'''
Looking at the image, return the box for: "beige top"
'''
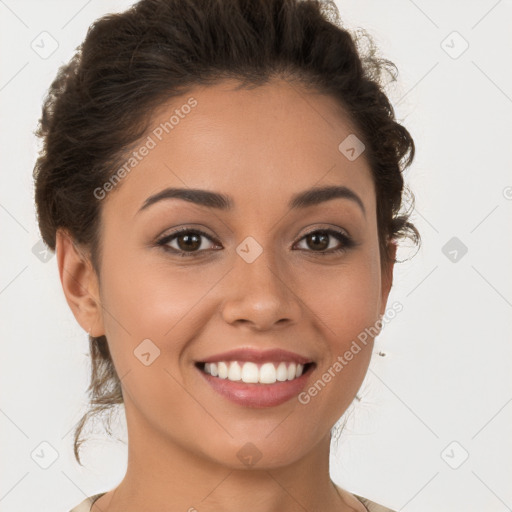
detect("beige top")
[69,488,396,512]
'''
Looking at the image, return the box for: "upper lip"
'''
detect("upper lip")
[198,348,313,365]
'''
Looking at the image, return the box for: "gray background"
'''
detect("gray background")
[1,1,511,511]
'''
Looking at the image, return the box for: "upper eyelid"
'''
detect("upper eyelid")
[300,225,350,238]
[157,226,351,249]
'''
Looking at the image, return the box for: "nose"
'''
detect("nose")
[220,244,302,331]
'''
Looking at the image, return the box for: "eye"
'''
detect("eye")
[156,227,355,258]
[156,228,221,257]
[294,228,354,255]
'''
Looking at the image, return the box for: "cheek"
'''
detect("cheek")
[301,256,382,345]
[292,259,381,424]
[96,258,209,413]
[98,254,221,363]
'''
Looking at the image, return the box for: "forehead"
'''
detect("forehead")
[102,78,376,218]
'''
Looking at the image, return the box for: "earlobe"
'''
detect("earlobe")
[55,228,104,337]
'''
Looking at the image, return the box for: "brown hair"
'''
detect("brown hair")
[33,0,420,465]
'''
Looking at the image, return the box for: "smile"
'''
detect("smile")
[195,359,316,408]
[200,360,311,384]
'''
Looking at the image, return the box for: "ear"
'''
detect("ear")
[55,228,105,337]
[379,239,397,317]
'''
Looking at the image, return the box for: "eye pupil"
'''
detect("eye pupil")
[178,233,201,251]
[307,232,329,251]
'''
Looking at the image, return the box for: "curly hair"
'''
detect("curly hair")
[32,0,420,465]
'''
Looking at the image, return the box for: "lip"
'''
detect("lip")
[197,362,315,408]
[197,348,313,365]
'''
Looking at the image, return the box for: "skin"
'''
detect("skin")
[57,78,396,512]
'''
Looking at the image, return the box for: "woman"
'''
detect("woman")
[33,0,419,510]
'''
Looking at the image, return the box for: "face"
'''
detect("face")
[60,78,394,469]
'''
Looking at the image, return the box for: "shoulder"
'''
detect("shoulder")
[69,489,397,512]
[352,493,397,512]
[335,484,397,512]
[68,493,106,512]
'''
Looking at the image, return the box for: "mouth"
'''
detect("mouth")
[194,349,316,408]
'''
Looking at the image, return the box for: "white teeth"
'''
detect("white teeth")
[218,362,228,379]
[228,361,242,381]
[260,363,276,384]
[241,362,259,383]
[201,360,308,384]
[276,362,288,382]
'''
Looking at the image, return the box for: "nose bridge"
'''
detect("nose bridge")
[235,234,288,296]
[221,234,299,327]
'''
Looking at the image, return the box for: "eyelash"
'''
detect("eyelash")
[155,227,355,258]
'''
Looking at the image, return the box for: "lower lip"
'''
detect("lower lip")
[197,365,313,408]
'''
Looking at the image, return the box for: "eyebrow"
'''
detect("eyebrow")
[137,185,366,217]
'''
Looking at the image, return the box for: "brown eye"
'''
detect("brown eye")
[305,231,330,251]
[157,228,221,257]
[175,232,202,251]
[295,229,354,255]
[157,227,355,258]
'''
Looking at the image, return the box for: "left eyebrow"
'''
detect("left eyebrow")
[136,185,366,217]
[289,185,366,217]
